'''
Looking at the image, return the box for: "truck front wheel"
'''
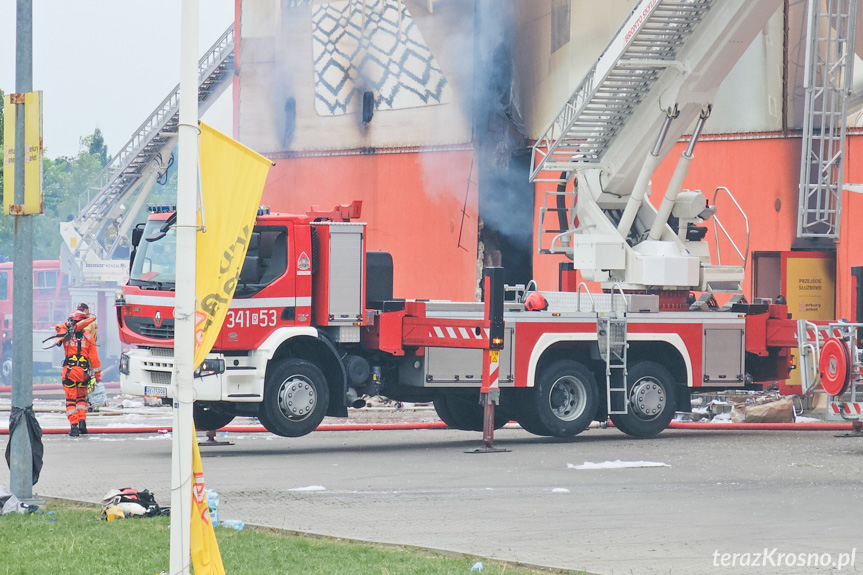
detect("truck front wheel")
[259,358,329,437]
[516,359,599,437]
[609,360,677,438]
[193,403,235,431]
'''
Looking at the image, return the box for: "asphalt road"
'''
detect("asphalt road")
[4,420,863,575]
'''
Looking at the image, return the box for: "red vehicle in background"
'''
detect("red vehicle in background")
[0,259,71,384]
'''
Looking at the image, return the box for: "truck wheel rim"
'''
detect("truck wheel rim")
[277,375,316,420]
[1,358,10,379]
[629,377,665,420]
[548,375,587,422]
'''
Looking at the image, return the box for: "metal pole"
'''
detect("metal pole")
[10,0,35,503]
[169,0,199,573]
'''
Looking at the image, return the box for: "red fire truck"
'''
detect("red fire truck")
[118,0,801,438]
[0,259,71,384]
[117,201,798,439]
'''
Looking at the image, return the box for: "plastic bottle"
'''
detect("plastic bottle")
[221,519,244,530]
[206,490,219,527]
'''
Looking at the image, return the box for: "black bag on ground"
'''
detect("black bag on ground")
[101,488,170,517]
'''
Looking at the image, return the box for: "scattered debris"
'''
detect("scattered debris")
[0,485,38,515]
[683,390,814,423]
[731,396,795,423]
[568,461,670,470]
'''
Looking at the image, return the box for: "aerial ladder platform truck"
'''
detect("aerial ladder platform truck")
[118,0,802,439]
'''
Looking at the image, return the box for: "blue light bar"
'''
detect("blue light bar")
[257,206,271,216]
[147,204,177,213]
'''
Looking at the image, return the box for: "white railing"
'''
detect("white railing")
[711,186,749,269]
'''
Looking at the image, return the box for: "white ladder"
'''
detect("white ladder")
[797,0,857,239]
[598,284,628,415]
[529,0,715,183]
[66,24,235,279]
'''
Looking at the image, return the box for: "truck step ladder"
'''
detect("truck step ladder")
[797,0,857,239]
[63,24,235,282]
[530,0,714,183]
[598,284,628,415]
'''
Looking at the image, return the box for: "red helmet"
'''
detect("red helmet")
[524,292,548,311]
[70,310,88,322]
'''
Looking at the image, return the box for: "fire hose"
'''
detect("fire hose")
[2,420,859,436]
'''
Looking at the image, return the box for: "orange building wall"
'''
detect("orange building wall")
[837,135,863,321]
[261,150,479,302]
[532,134,863,321]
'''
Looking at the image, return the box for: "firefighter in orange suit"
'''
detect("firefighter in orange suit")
[56,308,101,437]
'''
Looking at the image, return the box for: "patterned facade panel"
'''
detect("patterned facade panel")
[311,0,452,116]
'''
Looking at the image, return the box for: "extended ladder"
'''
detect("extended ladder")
[529,0,714,183]
[797,0,857,239]
[64,24,235,282]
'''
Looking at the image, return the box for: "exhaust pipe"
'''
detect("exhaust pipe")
[346,387,366,409]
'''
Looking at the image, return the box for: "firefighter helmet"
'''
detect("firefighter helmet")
[66,309,94,334]
[70,310,88,323]
[524,292,548,311]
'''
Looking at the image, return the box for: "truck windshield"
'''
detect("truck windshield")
[128,221,288,292]
[129,219,177,287]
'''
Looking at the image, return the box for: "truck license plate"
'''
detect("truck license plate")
[144,386,168,398]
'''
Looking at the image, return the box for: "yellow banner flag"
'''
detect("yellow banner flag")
[3,91,43,215]
[194,122,271,368]
[190,426,225,575]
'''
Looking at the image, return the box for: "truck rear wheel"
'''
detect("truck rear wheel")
[433,392,509,431]
[259,358,329,437]
[609,360,677,438]
[193,403,235,431]
[516,359,598,437]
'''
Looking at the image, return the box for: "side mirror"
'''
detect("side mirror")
[131,225,144,248]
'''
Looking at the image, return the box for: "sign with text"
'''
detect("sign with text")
[3,91,43,215]
[783,252,836,387]
[785,254,835,321]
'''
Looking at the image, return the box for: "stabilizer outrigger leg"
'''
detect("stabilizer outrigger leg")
[835,419,863,438]
[467,267,510,454]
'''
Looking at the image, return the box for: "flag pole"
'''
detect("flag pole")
[170,0,199,573]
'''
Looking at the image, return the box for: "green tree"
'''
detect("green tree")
[82,127,109,167]
[36,148,105,260]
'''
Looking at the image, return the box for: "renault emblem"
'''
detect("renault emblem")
[154,310,162,328]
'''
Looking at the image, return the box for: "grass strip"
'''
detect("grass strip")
[0,500,582,575]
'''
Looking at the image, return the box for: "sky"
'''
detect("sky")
[0,0,234,159]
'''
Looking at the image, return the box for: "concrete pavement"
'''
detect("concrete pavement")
[3,418,862,575]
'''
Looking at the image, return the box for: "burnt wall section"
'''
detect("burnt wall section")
[474,0,532,291]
